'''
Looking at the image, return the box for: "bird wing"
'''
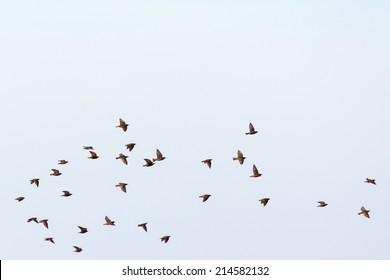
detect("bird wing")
[253,164,259,175]
[249,122,255,132]
[156,149,163,158]
[237,150,243,157]
[105,216,112,223]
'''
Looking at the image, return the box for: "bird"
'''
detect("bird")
[138,223,148,232]
[27,217,38,223]
[115,182,127,193]
[39,219,49,229]
[88,151,99,159]
[245,122,258,135]
[58,160,68,165]
[160,236,170,243]
[104,216,115,226]
[78,226,88,234]
[30,178,40,187]
[116,153,128,165]
[50,169,62,176]
[153,149,166,162]
[259,198,270,207]
[233,150,246,165]
[125,143,136,152]
[317,201,328,207]
[250,164,262,178]
[143,159,154,167]
[61,190,72,197]
[365,178,376,185]
[15,196,25,202]
[44,237,55,244]
[358,207,370,218]
[199,194,211,202]
[201,159,212,169]
[116,118,128,132]
[73,246,82,253]
[83,146,94,150]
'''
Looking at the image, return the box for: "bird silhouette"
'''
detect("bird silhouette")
[104,216,115,226]
[160,236,170,243]
[358,207,370,218]
[233,150,246,165]
[39,219,49,229]
[83,146,94,150]
[58,160,68,165]
[73,246,82,253]
[259,198,270,207]
[78,226,88,234]
[201,159,212,169]
[138,223,148,232]
[153,149,166,162]
[115,182,127,193]
[143,159,154,167]
[30,178,40,187]
[15,196,25,202]
[125,143,136,152]
[199,194,211,202]
[50,169,62,176]
[44,237,55,244]
[317,201,328,207]
[61,191,72,197]
[27,217,38,223]
[88,151,99,159]
[116,153,128,165]
[116,118,129,132]
[365,178,376,185]
[250,164,262,178]
[245,122,258,135]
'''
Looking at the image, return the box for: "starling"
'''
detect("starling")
[317,201,328,207]
[44,237,55,244]
[62,190,72,197]
[39,219,49,229]
[116,118,128,132]
[259,198,270,207]
[365,178,376,185]
[245,122,258,135]
[104,216,115,226]
[15,196,25,202]
[199,194,211,202]
[153,149,166,162]
[358,207,370,218]
[201,159,212,169]
[233,150,246,165]
[115,182,127,193]
[27,217,38,223]
[88,151,99,159]
[58,160,68,165]
[250,164,262,178]
[160,235,170,243]
[83,146,94,150]
[143,158,154,167]
[50,169,62,176]
[30,178,40,187]
[138,223,148,232]
[78,226,88,234]
[116,153,128,165]
[73,246,82,253]
[125,143,136,152]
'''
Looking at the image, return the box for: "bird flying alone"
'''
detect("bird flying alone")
[58,160,68,165]
[245,122,258,135]
[83,146,94,150]
[78,226,88,234]
[233,150,246,165]
[365,178,376,185]
[138,223,148,232]
[116,153,128,165]
[199,194,211,202]
[88,151,99,159]
[317,201,328,207]
[116,118,129,132]
[27,217,38,223]
[50,169,62,176]
[30,178,40,187]
[15,196,25,202]
[44,237,55,244]
[259,198,270,207]
[125,143,136,152]
[115,182,127,193]
[39,219,49,229]
[73,246,82,253]
[153,149,166,162]
[201,159,212,169]
[160,236,170,243]
[250,164,262,178]
[143,158,154,167]
[62,190,72,197]
[104,216,115,226]
[358,207,370,218]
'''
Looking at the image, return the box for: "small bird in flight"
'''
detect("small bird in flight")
[201,159,212,169]
[125,143,136,152]
[116,153,128,165]
[73,246,82,253]
[153,149,166,162]
[104,216,115,226]
[245,122,258,135]
[30,178,40,187]
[62,191,72,197]
[143,159,154,167]
[88,151,99,159]
[116,118,129,132]
[317,201,328,207]
[78,226,88,234]
[138,223,148,232]
[39,219,49,229]
[250,164,262,178]
[44,237,55,244]
[233,150,246,165]
[50,169,62,176]
[199,194,211,202]
[259,198,270,207]
[58,160,68,165]
[358,206,370,218]
[15,196,25,202]
[365,178,376,185]
[115,182,127,193]
[83,146,94,150]
[27,217,38,223]
[160,236,171,243]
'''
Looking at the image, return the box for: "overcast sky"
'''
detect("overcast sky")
[1,0,389,260]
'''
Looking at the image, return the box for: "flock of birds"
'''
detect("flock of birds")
[14,118,377,253]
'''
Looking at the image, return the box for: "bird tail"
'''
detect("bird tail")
[245,132,249,135]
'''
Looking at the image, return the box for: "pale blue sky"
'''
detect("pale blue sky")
[1,0,390,259]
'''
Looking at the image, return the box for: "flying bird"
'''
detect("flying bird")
[44,237,55,244]
[259,198,270,207]
[201,159,212,169]
[83,146,94,150]
[250,164,262,178]
[30,178,40,187]
[365,178,376,185]
[233,150,246,165]
[58,160,68,165]
[27,217,38,223]
[116,118,129,132]
[143,159,154,167]
[50,169,62,176]
[153,149,166,162]
[88,151,99,159]
[358,207,370,218]
[39,219,49,229]
[62,191,72,197]
[116,153,128,165]
[317,201,328,207]
[15,196,25,202]
[115,182,128,193]
[78,226,88,234]
[104,216,115,226]
[138,223,148,232]
[199,194,211,202]
[125,143,136,152]
[73,246,82,253]
[245,122,258,135]
[160,236,170,243]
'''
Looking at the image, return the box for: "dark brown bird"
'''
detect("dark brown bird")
[104,216,115,226]
[259,198,270,207]
[201,159,212,169]
[27,217,38,223]
[199,194,211,202]
[250,164,262,178]
[160,235,170,243]
[116,118,129,132]
[83,146,94,150]
[44,237,55,244]
[138,223,148,232]
[39,219,49,229]
[153,149,166,162]
[317,201,328,207]
[115,182,127,193]
[50,169,62,176]
[62,190,72,197]
[78,226,88,234]
[365,178,376,185]
[358,206,370,218]
[88,151,99,159]
[30,178,40,187]
[73,246,82,253]
[143,158,154,167]
[233,150,246,165]
[15,196,25,202]
[245,122,258,135]
[116,153,128,165]
[125,143,136,152]
[58,160,68,165]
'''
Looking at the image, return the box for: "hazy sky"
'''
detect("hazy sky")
[1,0,390,259]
